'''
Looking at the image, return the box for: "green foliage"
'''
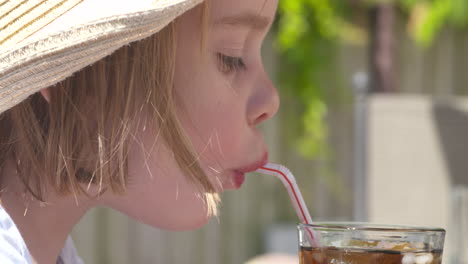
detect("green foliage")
[409,0,453,46]
[402,0,468,46]
[275,0,468,160]
[276,0,345,159]
[452,0,468,27]
[296,98,328,158]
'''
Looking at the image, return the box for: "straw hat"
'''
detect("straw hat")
[0,0,203,115]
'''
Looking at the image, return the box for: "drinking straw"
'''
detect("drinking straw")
[256,163,320,247]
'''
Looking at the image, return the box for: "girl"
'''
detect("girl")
[0,0,279,263]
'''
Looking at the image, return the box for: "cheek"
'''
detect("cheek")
[175,80,248,164]
[108,123,212,231]
[173,39,250,169]
[192,108,247,168]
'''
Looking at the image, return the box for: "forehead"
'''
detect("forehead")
[210,0,278,22]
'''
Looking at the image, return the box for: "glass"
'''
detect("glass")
[298,222,445,264]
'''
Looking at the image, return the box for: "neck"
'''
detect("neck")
[0,159,95,264]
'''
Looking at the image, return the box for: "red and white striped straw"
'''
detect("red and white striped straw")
[256,163,320,247]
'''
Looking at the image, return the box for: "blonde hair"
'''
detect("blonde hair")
[0,3,219,216]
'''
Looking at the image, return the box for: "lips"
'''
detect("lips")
[232,171,245,189]
[222,152,269,190]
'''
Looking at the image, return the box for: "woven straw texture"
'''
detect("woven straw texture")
[0,0,202,114]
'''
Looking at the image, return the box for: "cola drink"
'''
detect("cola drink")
[300,245,442,264]
[298,223,445,264]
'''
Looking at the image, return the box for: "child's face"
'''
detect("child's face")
[105,0,279,230]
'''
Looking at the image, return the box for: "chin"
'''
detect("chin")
[144,214,212,231]
[163,214,212,231]
[132,204,213,231]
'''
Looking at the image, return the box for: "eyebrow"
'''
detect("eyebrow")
[214,13,271,31]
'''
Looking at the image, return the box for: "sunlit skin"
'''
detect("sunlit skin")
[0,0,279,263]
[104,0,279,231]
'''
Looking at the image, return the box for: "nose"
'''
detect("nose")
[247,71,280,126]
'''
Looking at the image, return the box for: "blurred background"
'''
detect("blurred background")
[72,0,468,263]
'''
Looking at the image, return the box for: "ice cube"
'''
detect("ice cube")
[375,241,414,251]
[391,242,412,251]
[415,253,433,264]
[348,239,377,248]
[330,259,350,264]
[402,253,416,264]
[410,241,425,250]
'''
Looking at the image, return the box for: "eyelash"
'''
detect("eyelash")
[217,53,246,73]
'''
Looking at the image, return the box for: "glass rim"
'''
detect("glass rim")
[298,222,446,233]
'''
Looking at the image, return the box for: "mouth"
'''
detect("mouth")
[231,171,246,189]
[226,152,269,189]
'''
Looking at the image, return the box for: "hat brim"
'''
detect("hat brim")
[0,0,203,114]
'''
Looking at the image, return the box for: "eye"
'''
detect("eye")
[216,53,246,74]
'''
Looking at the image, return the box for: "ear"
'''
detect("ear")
[39,88,51,103]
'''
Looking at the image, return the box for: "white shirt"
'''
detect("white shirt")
[0,206,84,264]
